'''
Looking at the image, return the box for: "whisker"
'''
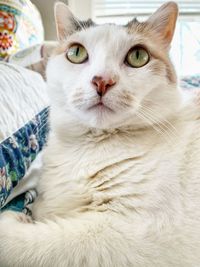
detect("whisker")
[136,110,175,146]
[137,102,177,145]
[137,110,166,136]
[140,104,178,140]
[135,111,167,140]
[142,99,178,133]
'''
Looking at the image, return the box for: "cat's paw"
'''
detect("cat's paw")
[0,210,33,224]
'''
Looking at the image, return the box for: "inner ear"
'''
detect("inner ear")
[147,2,178,47]
[54,2,78,41]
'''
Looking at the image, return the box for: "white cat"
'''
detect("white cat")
[1,2,200,266]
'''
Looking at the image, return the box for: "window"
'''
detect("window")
[92,0,200,23]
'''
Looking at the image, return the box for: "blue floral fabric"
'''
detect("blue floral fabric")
[0,107,49,209]
[1,189,37,214]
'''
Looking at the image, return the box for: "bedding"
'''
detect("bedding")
[0,107,49,208]
[0,62,49,210]
[7,41,57,79]
[0,62,48,140]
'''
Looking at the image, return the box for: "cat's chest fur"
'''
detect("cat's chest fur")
[33,114,200,225]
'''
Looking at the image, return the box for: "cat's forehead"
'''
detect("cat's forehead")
[68,23,148,47]
[54,21,160,58]
[78,24,130,42]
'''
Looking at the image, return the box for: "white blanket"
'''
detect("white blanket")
[0,62,49,142]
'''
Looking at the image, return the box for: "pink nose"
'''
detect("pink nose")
[91,76,116,97]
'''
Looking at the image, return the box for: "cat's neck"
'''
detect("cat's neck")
[41,114,183,222]
[45,122,164,174]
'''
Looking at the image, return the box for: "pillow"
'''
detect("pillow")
[0,62,49,209]
[0,0,44,60]
[7,41,57,80]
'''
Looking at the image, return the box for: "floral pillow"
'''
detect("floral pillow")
[0,0,44,60]
[8,41,57,80]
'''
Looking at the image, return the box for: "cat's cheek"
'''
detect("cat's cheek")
[47,55,71,84]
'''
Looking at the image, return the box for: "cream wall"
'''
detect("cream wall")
[68,0,92,20]
[31,0,92,40]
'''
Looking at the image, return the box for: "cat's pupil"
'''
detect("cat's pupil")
[76,47,80,56]
[136,50,140,59]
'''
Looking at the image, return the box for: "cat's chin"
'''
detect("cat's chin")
[87,102,115,114]
[85,110,131,130]
[79,110,136,130]
[83,117,144,131]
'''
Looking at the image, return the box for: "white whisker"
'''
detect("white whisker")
[136,109,175,146]
[142,99,178,133]
[140,105,178,138]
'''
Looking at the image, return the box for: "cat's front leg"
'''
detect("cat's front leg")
[0,211,34,266]
[0,210,137,267]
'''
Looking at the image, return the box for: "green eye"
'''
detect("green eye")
[126,46,149,68]
[66,44,88,64]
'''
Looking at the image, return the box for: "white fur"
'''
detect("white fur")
[47,24,179,131]
[1,3,200,267]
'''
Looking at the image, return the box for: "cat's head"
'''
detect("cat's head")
[47,1,180,133]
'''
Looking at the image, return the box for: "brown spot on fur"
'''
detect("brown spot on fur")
[73,19,96,31]
[126,18,139,27]
[53,19,95,56]
[119,91,135,108]
[97,182,128,193]
[149,60,164,75]
[126,20,149,36]
[88,156,142,194]
[125,20,177,84]
[96,197,113,205]
[165,63,177,84]
[88,157,138,181]
[148,59,176,84]
[152,54,177,84]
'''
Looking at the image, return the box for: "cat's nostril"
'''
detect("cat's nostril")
[91,76,116,97]
[92,76,99,88]
[97,90,103,97]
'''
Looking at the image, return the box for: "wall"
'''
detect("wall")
[31,0,67,40]
[31,0,92,40]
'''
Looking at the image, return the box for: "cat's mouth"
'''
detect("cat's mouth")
[88,101,114,113]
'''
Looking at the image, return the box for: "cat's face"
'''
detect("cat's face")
[47,2,180,131]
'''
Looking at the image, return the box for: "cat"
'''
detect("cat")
[1,1,200,266]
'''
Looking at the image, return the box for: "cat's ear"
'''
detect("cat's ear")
[147,2,178,46]
[54,2,77,41]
